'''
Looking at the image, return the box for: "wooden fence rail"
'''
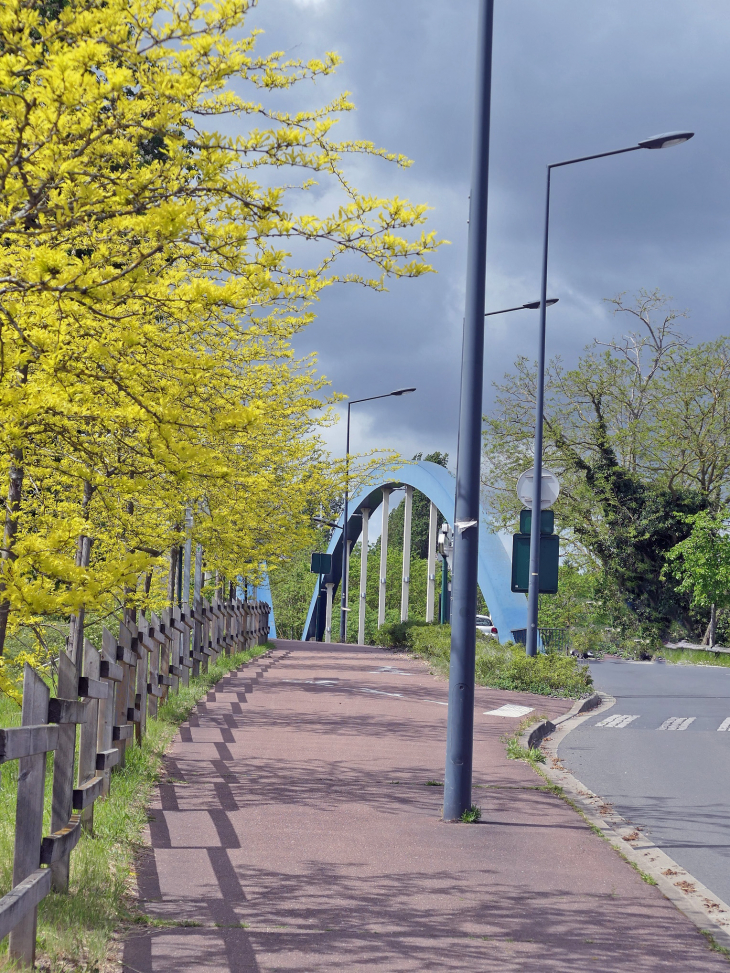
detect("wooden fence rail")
[0,595,270,968]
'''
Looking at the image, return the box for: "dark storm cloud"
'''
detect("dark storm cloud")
[246,0,730,466]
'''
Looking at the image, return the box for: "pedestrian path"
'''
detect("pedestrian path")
[123,641,727,972]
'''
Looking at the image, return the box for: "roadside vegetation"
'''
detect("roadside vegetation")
[377,621,593,698]
[0,646,268,971]
[484,290,730,654]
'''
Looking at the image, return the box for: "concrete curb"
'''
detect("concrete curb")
[520,693,730,952]
[526,692,601,749]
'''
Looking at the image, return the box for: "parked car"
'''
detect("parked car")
[476,614,498,638]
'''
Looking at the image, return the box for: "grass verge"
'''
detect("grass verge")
[377,621,592,698]
[661,647,730,668]
[0,643,270,972]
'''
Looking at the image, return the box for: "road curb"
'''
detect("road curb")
[526,692,602,748]
[520,693,730,952]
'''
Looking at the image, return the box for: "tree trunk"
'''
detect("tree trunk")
[0,447,24,656]
[68,480,94,673]
[167,544,178,608]
[701,604,718,648]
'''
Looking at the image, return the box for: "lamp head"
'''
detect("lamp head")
[522,298,559,310]
[390,387,417,396]
[638,131,694,150]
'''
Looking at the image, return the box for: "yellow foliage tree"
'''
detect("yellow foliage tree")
[0,0,440,696]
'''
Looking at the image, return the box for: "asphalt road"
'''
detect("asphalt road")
[559,657,730,906]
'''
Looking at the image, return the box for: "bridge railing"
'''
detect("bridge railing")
[0,595,270,968]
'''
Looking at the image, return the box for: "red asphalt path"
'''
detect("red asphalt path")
[123,640,727,972]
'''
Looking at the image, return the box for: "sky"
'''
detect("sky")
[243,0,730,473]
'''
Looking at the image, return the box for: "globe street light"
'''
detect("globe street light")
[339,388,416,643]
[525,131,694,658]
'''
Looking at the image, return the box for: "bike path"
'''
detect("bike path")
[123,642,727,972]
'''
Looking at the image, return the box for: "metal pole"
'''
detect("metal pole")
[401,486,413,622]
[440,555,448,625]
[426,501,438,623]
[340,403,351,643]
[525,167,552,657]
[325,583,334,643]
[358,508,370,644]
[378,488,391,627]
[443,0,494,822]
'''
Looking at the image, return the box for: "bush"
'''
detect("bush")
[382,622,593,698]
[376,618,433,649]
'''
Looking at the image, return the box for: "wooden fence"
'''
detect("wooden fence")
[0,595,270,968]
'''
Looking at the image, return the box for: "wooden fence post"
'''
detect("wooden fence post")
[49,650,80,893]
[112,623,137,767]
[78,640,103,833]
[99,638,121,796]
[8,666,50,967]
[180,603,193,686]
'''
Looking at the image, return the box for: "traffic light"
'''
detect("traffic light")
[511,510,559,594]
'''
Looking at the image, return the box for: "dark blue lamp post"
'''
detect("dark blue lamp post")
[524,131,694,658]
[339,388,416,643]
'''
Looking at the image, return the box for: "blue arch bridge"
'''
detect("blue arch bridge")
[300,460,527,644]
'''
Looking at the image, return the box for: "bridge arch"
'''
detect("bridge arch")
[302,460,526,643]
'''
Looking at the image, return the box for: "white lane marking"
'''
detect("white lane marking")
[484,704,534,718]
[359,688,403,698]
[596,714,640,728]
[718,718,730,732]
[421,699,448,706]
[370,666,412,675]
[659,717,696,731]
[282,679,339,686]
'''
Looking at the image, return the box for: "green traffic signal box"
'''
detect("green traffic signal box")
[511,508,559,593]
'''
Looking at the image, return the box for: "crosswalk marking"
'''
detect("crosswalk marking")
[596,714,640,728]
[718,718,730,732]
[659,717,696,731]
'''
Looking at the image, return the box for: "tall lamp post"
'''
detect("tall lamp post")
[339,387,416,643]
[525,130,694,657]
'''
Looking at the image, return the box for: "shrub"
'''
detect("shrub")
[387,623,593,698]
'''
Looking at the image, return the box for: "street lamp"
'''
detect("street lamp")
[339,387,416,643]
[485,298,558,316]
[525,131,694,658]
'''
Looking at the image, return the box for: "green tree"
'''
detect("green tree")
[483,291,730,636]
[663,510,730,647]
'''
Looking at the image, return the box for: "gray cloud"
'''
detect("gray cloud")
[246,0,730,466]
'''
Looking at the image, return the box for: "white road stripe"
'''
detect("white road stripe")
[359,688,403,698]
[659,717,696,731]
[484,704,534,718]
[595,714,640,728]
[718,718,730,732]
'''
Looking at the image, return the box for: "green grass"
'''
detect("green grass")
[505,738,546,765]
[378,621,593,698]
[460,804,481,824]
[661,648,730,668]
[0,644,270,972]
[700,929,730,959]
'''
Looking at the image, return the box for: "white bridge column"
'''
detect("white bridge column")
[401,486,413,622]
[324,582,334,643]
[377,488,391,628]
[426,500,438,623]
[358,508,370,645]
